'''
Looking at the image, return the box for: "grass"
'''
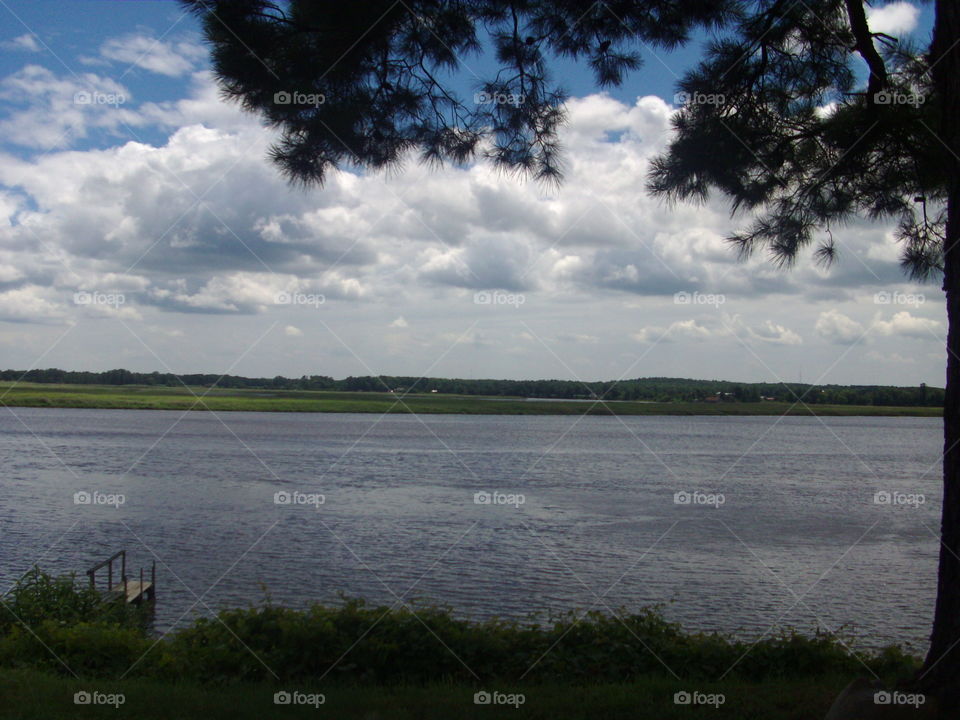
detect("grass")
[0,668,853,719]
[0,382,942,416]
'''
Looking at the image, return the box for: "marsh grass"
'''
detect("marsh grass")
[0,383,941,416]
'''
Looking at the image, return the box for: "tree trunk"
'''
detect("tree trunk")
[922,0,960,696]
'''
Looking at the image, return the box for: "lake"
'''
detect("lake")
[0,407,942,652]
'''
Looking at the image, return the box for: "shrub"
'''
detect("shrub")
[0,580,921,685]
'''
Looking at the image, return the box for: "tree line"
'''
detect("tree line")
[0,368,942,407]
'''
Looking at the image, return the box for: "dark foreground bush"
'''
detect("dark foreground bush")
[0,572,919,684]
[0,568,149,634]
[152,601,918,684]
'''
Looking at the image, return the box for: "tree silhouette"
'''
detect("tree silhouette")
[181,1,737,185]
[184,0,959,696]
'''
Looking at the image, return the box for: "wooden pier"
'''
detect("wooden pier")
[86,550,155,605]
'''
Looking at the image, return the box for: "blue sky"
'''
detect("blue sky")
[0,0,947,386]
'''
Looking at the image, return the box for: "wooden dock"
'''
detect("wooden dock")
[87,550,156,605]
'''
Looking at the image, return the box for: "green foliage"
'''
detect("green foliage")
[647,0,946,277]
[0,573,920,685]
[0,569,153,676]
[0,568,148,636]
[0,371,945,408]
[149,600,917,685]
[0,621,151,676]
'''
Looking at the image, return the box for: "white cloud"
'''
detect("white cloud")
[0,65,139,149]
[873,311,942,339]
[0,286,64,323]
[815,310,865,345]
[634,319,715,343]
[99,34,206,77]
[284,325,302,337]
[731,316,803,345]
[2,34,41,52]
[0,54,944,383]
[866,2,921,36]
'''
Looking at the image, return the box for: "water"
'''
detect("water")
[0,407,942,652]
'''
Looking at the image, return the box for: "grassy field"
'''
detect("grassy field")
[0,382,942,416]
[0,669,854,719]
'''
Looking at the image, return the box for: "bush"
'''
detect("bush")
[0,568,149,635]
[0,577,921,685]
[0,620,151,676]
[151,600,920,685]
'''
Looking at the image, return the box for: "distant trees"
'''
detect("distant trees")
[0,368,943,406]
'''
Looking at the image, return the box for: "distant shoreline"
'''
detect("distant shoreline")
[0,383,941,417]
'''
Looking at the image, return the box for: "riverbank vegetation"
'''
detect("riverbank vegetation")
[0,369,942,407]
[0,570,921,719]
[0,382,942,416]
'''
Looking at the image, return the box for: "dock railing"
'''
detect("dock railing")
[86,550,155,604]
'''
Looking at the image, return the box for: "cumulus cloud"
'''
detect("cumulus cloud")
[815,309,941,346]
[2,34,41,52]
[866,2,921,36]
[635,314,803,347]
[815,310,866,345]
[0,62,920,327]
[0,65,139,149]
[873,311,942,339]
[284,325,302,337]
[0,286,65,323]
[0,38,944,384]
[730,316,803,345]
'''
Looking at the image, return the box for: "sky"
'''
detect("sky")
[0,0,946,387]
